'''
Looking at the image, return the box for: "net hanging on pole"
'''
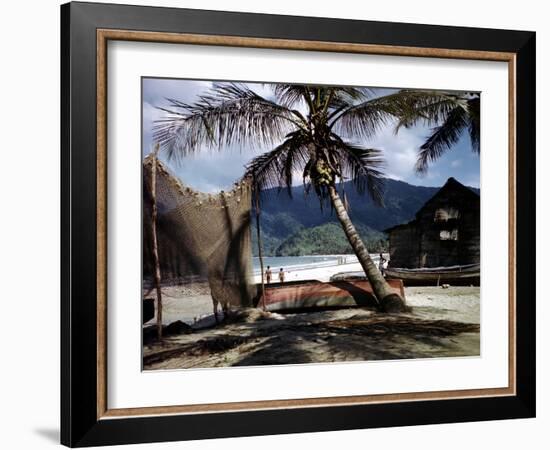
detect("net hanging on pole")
[143,155,257,309]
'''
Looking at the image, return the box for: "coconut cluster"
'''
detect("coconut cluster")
[314,160,334,186]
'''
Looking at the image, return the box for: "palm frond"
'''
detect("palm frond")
[331,137,386,206]
[329,91,410,139]
[244,136,309,196]
[415,106,469,174]
[327,86,374,109]
[153,82,302,161]
[272,84,309,109]
[392,90,466,131]
[467,97,480,153]
[273,84,376,113]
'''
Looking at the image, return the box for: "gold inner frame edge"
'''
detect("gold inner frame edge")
[95,29,517,420]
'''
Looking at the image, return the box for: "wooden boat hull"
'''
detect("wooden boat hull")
[258,279,405,312]
[385,264,480,286]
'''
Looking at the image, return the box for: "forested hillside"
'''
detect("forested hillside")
[251,178,478,256]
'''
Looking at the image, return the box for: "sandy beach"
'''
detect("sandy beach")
[144,255,374,326]
[143,282,480,370]
[252,255,366,284]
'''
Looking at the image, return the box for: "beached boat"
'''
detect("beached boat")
[257,278,405,312]
[384,263,480,286]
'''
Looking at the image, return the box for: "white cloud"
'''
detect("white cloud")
[144,80,479,191]
[451,159,463,168]
[362,121,425,182]
[384,173,404,181]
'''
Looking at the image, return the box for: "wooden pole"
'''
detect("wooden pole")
[150,143,163,340]
[254,184,266,311]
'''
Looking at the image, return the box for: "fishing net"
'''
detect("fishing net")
[142,155,257,309]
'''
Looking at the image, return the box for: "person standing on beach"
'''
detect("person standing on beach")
[265,266,272,284]
[279,268,285,283]
[378,253,387,276]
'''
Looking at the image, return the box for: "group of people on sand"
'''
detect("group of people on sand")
[264,266,285,284]
[264,253,388,284]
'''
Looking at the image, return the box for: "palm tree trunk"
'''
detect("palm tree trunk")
[328,185,407,313]
[150,144,163,340]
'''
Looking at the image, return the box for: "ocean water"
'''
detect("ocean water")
[252,255,361,274]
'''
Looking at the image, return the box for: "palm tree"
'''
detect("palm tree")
[154,83,410,312]
[394,90,480,173]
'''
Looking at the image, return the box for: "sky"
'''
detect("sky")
[142,78,480,193]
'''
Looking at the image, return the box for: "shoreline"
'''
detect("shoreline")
[252,253,384,284]
[144,256,382,326]
[144,255,386,326]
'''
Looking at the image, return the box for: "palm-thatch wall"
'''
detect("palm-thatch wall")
[385,177,480,269]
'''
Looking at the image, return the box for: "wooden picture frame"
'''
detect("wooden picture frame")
[61,1,535,446]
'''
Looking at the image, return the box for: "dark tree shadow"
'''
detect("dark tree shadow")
[221,201,255,307]
[327,280,379,308]
[231,334,313,367]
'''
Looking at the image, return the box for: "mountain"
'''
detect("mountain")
[251,178,479,256]
[274,222,388,256]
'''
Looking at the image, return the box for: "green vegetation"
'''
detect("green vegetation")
[274,222,388,256]
[250,212,302,255]
[250,179,479,257]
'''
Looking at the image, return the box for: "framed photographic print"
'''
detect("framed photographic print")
[61,1,536,447]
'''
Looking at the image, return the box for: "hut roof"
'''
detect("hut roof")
[415,177,479,217]
[384,221,415,233]
[384,177,479,233]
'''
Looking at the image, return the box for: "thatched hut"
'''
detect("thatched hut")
[385,177,480,269]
